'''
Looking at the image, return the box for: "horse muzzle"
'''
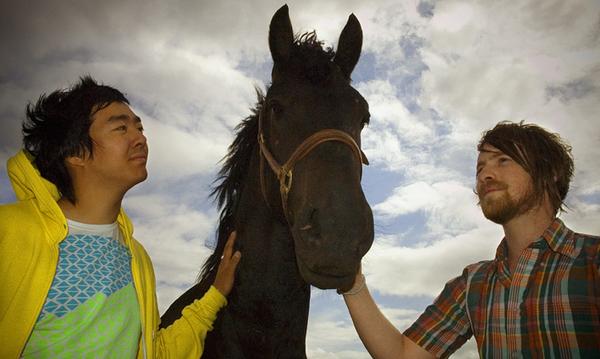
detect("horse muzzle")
[291,204,374,289]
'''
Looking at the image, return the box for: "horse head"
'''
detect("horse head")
[259,5,374,291]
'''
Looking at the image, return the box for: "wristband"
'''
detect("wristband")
[339,274,365,295]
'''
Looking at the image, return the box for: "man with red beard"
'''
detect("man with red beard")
[342,121,600,358]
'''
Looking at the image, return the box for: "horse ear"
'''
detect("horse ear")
[334,14,363,78]
[269,4,294,64]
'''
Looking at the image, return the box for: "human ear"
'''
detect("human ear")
[64,153,87,168]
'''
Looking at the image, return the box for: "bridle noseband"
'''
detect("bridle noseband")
[258,112,369,221]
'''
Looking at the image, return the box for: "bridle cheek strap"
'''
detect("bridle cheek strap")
[258,128,369,221]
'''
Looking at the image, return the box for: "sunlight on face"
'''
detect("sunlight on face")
[85,102,149,191]
[476,144,538,224]
[479,182,537,224]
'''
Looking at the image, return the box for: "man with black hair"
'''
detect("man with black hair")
[0,76,241,358]
[342,121,600,358]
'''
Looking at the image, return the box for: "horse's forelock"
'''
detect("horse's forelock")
[288,31,336,84]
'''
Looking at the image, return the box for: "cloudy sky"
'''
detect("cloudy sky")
[1,0,599,357]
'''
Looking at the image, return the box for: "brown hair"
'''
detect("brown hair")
[478,121,574,215]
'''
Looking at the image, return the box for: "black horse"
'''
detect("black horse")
[160,5,374,357]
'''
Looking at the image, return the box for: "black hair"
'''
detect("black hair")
[22,75,129,203]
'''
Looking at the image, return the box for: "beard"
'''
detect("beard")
[478,181,538,224]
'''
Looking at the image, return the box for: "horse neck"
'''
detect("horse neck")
[221,148,311,355]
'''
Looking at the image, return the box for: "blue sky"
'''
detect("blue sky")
[1,0,599,357]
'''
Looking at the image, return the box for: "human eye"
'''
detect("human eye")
[498,156,513,166]
[114,125,127,131]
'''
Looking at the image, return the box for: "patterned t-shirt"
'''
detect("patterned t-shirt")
[22,219,141,358]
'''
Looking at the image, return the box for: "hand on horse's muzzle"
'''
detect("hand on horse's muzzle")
[337,264,365,295]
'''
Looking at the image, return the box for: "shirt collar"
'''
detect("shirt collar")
[494,240,511,287]
[494,218,578,275]
[495,218,581,285]
[541,218,579,259]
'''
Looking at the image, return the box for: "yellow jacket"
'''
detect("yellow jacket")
[0,150,226,358]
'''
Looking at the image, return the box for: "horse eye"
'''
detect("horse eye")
[269,100,283,116]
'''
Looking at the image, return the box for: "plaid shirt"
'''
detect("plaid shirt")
[405,219,600,358]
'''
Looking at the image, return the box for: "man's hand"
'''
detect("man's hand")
[338,263,364,294]
[213,231,242,296]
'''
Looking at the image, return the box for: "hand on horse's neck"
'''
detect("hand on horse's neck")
[222,160,310,355]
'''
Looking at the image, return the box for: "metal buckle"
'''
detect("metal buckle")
[279,169,293,195]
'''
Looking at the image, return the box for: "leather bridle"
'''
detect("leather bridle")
[257,110,369,221]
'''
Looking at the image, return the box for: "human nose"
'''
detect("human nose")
[132,129,147,148]
[477,165,495,184]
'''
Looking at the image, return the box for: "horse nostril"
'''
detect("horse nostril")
[308,208,320,234]
[309,207,318,222]
[297,207,321,244]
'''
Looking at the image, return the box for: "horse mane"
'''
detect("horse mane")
[194,89,263,289]
[196,31,336,289]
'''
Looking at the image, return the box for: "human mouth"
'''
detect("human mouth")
[479,182,507,198]
[129,153,148,163]
[485,187,501,195]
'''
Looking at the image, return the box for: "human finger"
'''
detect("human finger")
[222,231,237,260]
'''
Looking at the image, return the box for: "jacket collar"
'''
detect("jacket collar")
[7,149,135,244]
[8,150,66,241]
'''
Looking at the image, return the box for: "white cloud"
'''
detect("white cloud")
[359,1,427,60]
[420,0,600,140]
[360,80,433,144]
[374,180,482,235]
[305,291,480,358]
[0,149,11,168]
[307,315,367,358]
[363,130,411,171]
[374,181,440,218]
[142,116,229,181]
[0,0,598,356]
[364,220,501,297]
[305,290,423,358]
[561,198,600,235]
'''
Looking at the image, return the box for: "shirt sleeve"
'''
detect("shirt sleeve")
[154,285,227,358]
[404,268,473,359]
